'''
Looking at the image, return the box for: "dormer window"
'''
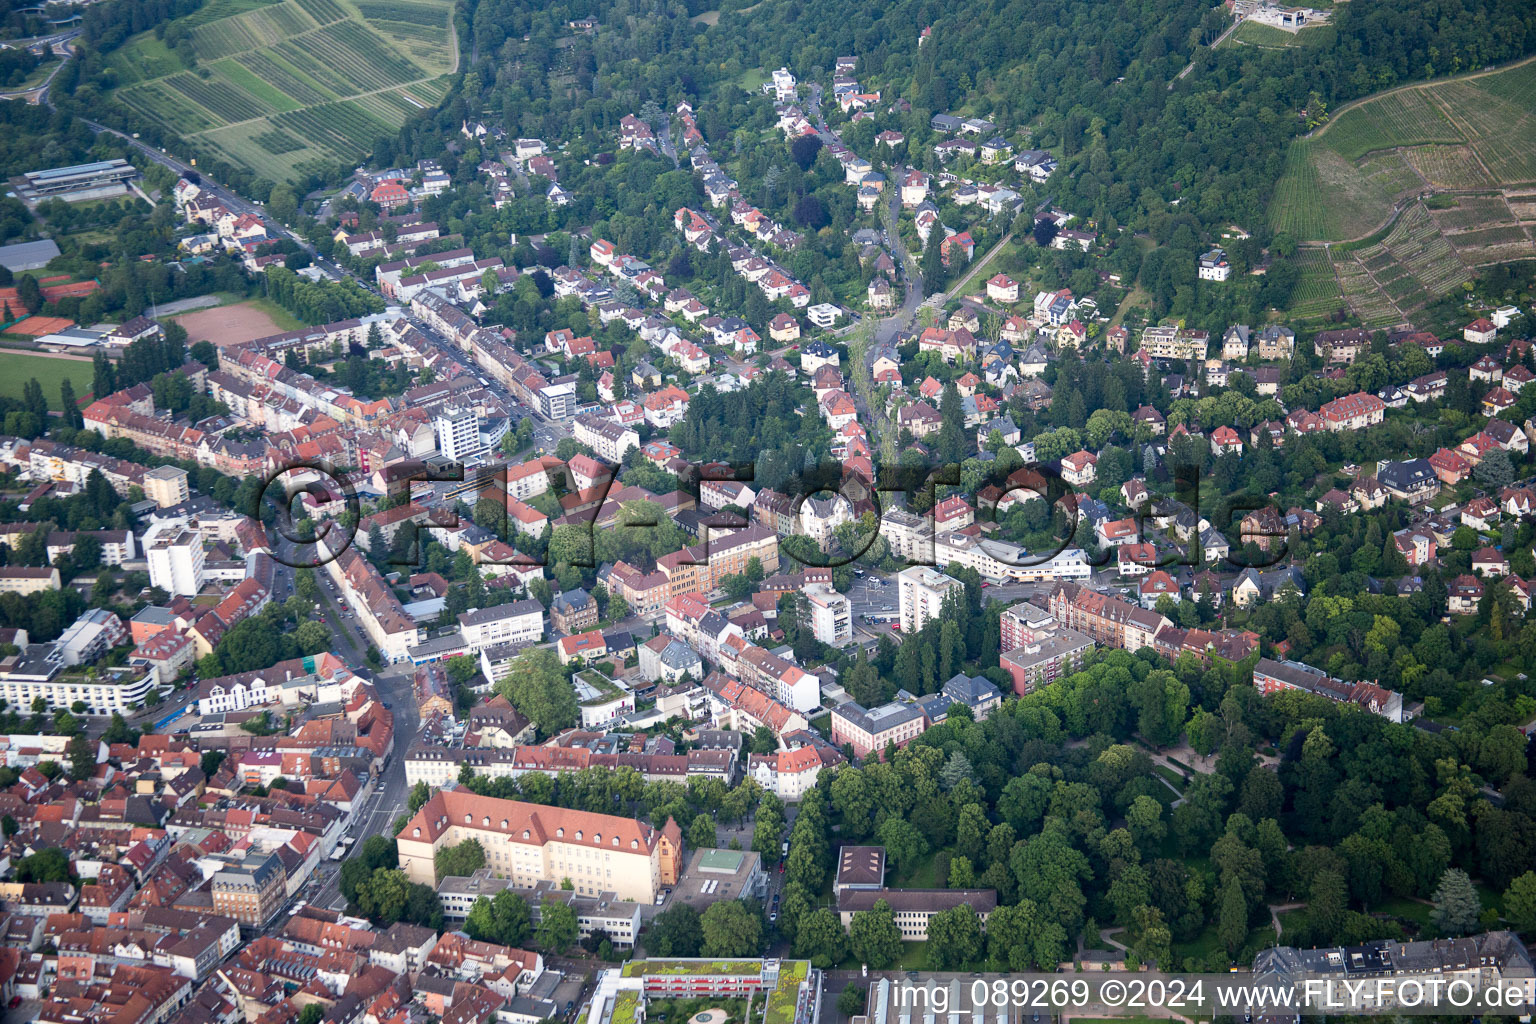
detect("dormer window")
[594,833,602,844]
[612,837,619,846]
[413,827,421,837]
[575,831,583,841]
[465,814,472,823]
[556,828,564,837]
[523,829,530,839]
[501,820,509,829]
[631,839,638,849]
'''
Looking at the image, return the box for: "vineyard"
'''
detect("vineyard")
[1283,248,1343,320]
[1401,145,1493,189]
[1320,90,1461,162]
[190,2,323,62]
[1269,53,1536,300]
[105,0,454,181]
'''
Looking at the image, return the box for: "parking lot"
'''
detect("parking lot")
[848,573,898,624]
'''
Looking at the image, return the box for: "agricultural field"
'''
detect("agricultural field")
[1269,140,1393,242]
[1284,247,1344,319]
[1270,57,1536,245]
[1332,255,1404,327]
[107,0,455,182]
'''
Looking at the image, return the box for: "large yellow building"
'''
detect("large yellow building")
[397,790,682,902]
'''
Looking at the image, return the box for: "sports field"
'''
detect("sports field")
[108,0,456,182]
[0,351,95,410]
[173,298,300,346]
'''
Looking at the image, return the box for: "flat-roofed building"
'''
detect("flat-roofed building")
[20,159,138,202]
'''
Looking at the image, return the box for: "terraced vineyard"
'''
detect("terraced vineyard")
[1332,256,1403,327]
[1270,58,1536,319]
[106,0,455,181]
[1273,59,1536,241]
[1284,248,1344,319]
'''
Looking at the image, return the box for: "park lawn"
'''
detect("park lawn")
[1276,908,1308,942]
[737,67,768,92]
[888,850,944,889]
[1153,763,1187,792]
[896,940,930,968]
[0,351,95,410]
[1171,922,1273,970]
[1370,895,1432,929]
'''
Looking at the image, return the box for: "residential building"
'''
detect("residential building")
[897,566,963,633]
[146,528,206,597]
[143,465,191,508]
[1001,627,1095,695]
[830,700,927,758]
[1253,657,1403,722]
[803,583,853,647]
[210,853,287,929]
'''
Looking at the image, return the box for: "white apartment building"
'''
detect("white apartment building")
[772,67,797,102]
[897,566,964,633]
[146,527,205,597]
[436,405,482,463]
[932,532,1092,584]
[573,413,640,462]
[803,584,852,647]
[458,598,545,653]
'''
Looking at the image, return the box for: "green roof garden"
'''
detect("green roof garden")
[620,960,765,977]
[612,990,641,1024]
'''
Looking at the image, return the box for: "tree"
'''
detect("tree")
[16,847,72,883]
[647,902,704,956]
[926,904,983,969]
[536,897,579,952]
[848,899,902,968]
[790,135,823,170]
[793,907,849,968]
[1217,878,1249,958]
[700,899,762,956]
[1474,448,1514,490]
[494,647,578,735]
[1430,869,1480,936]
[468,889,532,946]
[408,780,431,812]
[434,838,487,880]
[298,1006,325,1024]
[59,379,83,429]
[201,750,227,777]
[688,814,718,849]
[837,986,866,1018]
[68,733,96,781]
[1503,871,1536,934]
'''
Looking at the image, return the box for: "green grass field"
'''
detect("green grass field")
[107,0,456,181]
[1233,21,1335,49]
[0,351,95,410]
